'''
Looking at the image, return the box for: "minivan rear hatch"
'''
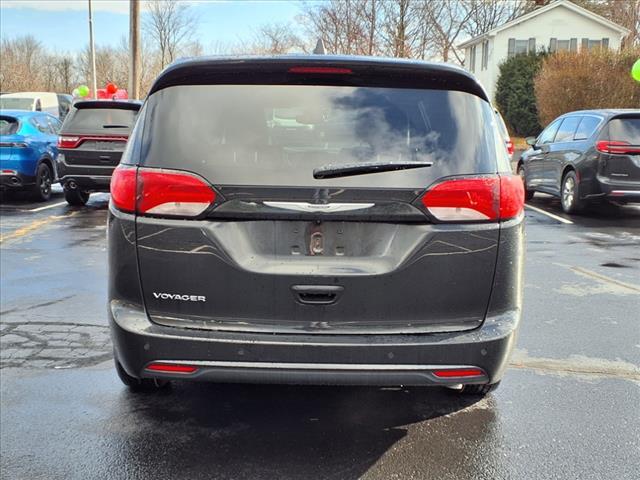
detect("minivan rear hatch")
[132,59,510,334]
[598,115,640,184]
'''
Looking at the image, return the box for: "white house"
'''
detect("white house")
[458,0,631,101]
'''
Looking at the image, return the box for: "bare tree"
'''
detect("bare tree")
[143,0,198,68]
[461,0,529,38]
[420,0,477,64]
[0,35,45,92]
[242,22,307,54]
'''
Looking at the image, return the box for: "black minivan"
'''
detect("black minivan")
[108,56,524,396]
[517,109,640,213]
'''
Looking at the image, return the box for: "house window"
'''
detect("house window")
[508,38,536,58]
[514,40,529,55]
[581,38,609,51]
[481,40,489,70]
[550,38,578,52]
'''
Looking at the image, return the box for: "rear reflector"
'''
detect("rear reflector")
[421,175,524,222]
[145,363,199,374]
[433,368,485,378]
[596,140,640,155]
[288,66,353,74]
[110,165,216,217]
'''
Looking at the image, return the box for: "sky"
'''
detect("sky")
[0,0,305,53]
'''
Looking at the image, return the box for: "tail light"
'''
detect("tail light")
[506,140,514,156]
[110,165,216,217]
[596,140,640,155]
[421,174,524,222]
[0,142,27,148]
[58,135,128,149]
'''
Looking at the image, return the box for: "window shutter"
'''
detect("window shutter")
[602,38,609,49]
[570,38,578,52]
[508,38,515,58]
[581,38,589,50]
[549,38,557,52]
[528,38,536,53]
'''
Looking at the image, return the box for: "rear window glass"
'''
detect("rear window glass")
[608,117,640,143]
[63,108,137,133]
[142,85,502,188]
[0,117,19,135]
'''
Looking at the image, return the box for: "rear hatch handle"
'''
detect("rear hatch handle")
[292,285,344,305]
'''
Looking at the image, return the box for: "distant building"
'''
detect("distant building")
[458,0,630,101]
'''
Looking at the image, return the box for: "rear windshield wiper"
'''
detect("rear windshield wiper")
[313,161,433,179]
[102,124,129,129]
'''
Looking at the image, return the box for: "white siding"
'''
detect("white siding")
[464,4,624,102]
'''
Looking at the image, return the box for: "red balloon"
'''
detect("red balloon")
[106,83,117,94]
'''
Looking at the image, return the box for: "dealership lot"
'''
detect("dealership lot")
[1,192,639,480]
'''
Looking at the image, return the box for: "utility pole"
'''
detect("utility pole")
[129,0,140,99]
[88,0,98,98]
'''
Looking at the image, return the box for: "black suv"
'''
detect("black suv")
[56,100,141,205]
[108,56,524,396]
[517,109,640,213]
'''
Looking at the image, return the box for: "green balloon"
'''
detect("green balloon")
[632,58,640,82]
[77,85,90,97]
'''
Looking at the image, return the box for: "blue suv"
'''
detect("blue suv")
[0,110,61,201]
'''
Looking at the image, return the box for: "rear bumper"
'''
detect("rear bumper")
[56,155,112,192]
[592,175,640,203]
[110,301,520,386]
[0,171,35,189]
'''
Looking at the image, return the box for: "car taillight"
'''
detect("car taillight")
[421,175,524,222]
[58,136,80,148]
[110,165,216,217]
[58,135,128,149]
[596,140,640,155]
[506,140,514,156]
[0,142,27,148]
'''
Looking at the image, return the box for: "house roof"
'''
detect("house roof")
[458,0,631,48]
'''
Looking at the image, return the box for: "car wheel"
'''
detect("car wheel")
[64,189,90,206]
[457,381,500,396]
[31,163,52,202]
[517,164,534,201]
[560,171,584,214]
[115,357,170,392]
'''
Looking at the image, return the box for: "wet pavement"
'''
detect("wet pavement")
[1,190,639,479]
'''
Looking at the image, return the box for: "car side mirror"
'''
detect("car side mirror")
[525,136,537,147]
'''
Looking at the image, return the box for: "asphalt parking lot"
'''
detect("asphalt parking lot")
[1,188,639,480]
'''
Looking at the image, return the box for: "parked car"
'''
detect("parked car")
[56,94,73,120]
[56,100,141,206]
[0,92,61,118]
[108,56,524,395]
[494,108,514,158]
[0,110,61,200]
[517,109,640,213]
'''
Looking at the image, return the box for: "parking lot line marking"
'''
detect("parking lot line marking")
[0,212,77,245]
[524,204,573,224]
[570,266,640,294]
[27,201,68,213]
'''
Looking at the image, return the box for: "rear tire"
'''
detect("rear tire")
[560,170,584,214]
[31,163,52,202]
[64,188,90,206]
[517,164,534,201]
[457,381,500,396]
[115,357,170,392]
